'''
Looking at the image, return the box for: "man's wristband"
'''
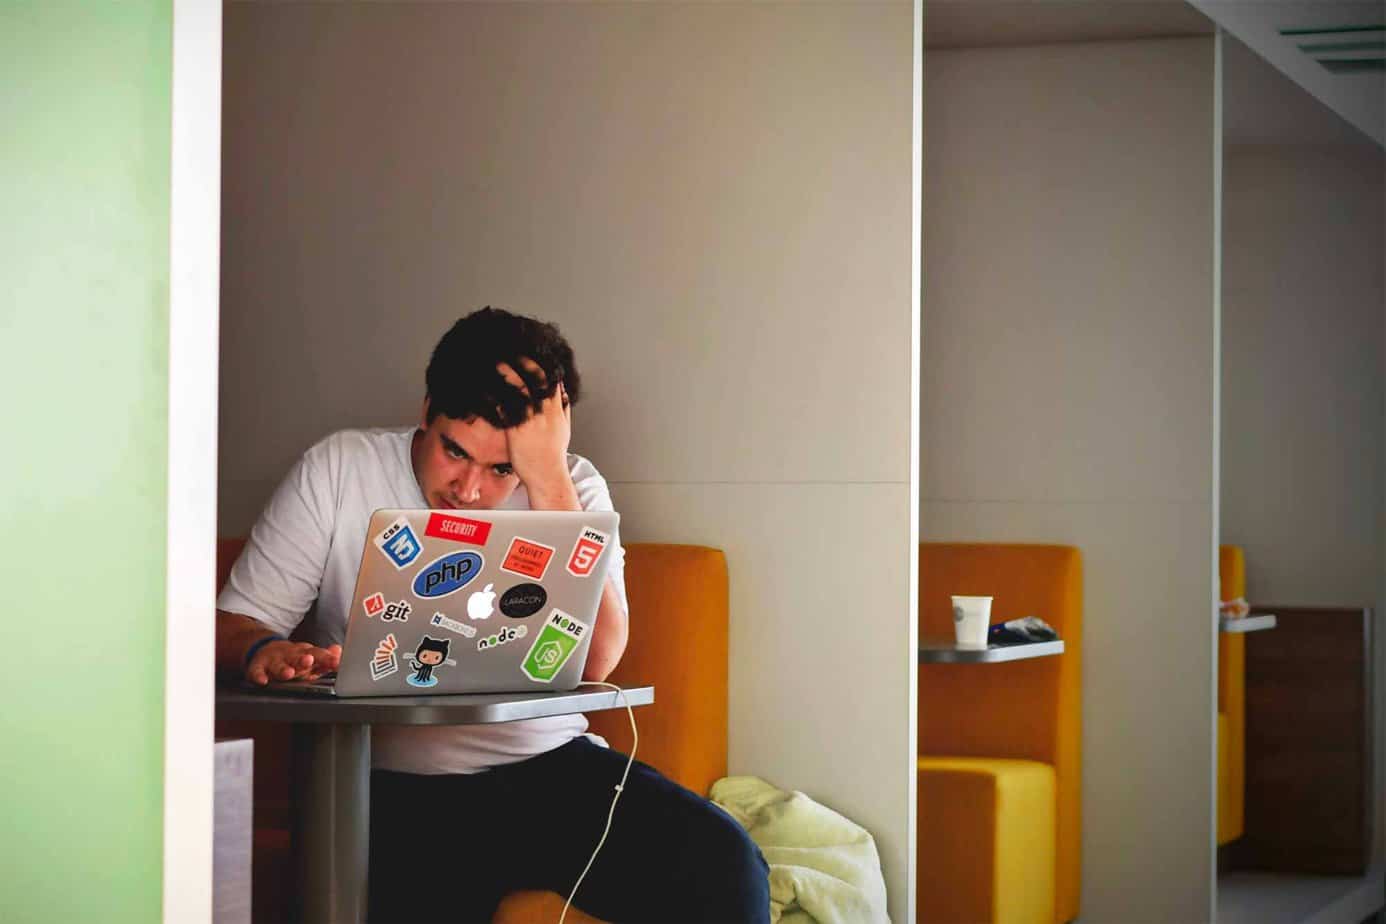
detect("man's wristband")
[242,634,286,673]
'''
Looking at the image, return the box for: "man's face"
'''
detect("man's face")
[413,405,522,510]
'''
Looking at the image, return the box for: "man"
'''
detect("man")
[215,308,768,923]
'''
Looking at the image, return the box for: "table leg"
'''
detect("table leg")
[291,723,371,924]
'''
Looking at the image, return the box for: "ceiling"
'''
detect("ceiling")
[924,0,1214,49]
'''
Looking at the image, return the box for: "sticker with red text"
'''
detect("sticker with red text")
[424,513,492,546]
[565,526,609,578]
[501,537,556,580]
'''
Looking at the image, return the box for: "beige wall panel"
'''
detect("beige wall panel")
[616,480,912,921]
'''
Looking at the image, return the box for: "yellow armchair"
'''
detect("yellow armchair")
[918,543,1083,924]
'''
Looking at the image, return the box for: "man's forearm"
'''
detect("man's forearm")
[216,609,280,674]
[582,578,628,682]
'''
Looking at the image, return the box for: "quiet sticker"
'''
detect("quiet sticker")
[501,537,555,580]
[520,609,589,683]
[565,526,609,578]
[430,611,477,638]
[424,513,493,546]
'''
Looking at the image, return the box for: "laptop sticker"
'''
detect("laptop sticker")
[499,583,547,618]
[430,611,477,638]
[466,583,496,620]
[412,551,484,599]
[378,599,411,622]
[370,634,399,681]
[404,636,456,688]
[363,592,386,618]
[565,526,609,578]
[424,513,492,546]
[500,537,555,580]
[520,609,589,683]
[374,516,423,570]
[476,624,528,652]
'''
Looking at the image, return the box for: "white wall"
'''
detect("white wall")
[922,37,1218,922]
[1220,142,1386,863]
[220,1,917,915]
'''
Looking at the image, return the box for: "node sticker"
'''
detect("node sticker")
[501,537,555,580]
[430,611,477,639]
[424,513,492,547]
[370,634,399,681]
[476,624,528,652]
[520,608,590,682]
[374,516,422,570]
[565,526,609,578]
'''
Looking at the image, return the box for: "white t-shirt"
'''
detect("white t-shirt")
[217,426,628,774]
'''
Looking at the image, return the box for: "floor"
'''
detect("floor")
[1218,868,1386,924]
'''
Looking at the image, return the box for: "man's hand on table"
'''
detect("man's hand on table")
[245,640,342,685]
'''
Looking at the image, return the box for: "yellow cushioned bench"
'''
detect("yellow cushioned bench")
[919,543,1083,924]
[1217,545,1246,846]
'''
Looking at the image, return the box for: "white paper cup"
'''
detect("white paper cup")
[952,595,993,649]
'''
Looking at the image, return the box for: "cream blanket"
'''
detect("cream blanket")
[711,776,891,924]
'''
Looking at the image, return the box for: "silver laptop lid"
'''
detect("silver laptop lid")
[335,509,619,697]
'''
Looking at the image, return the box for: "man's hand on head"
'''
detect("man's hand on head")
[245,640,343,686]
[496,358,580,510]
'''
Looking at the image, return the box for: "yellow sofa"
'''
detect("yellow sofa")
[1217,545,1246,846]
[218,539,730,924]
[918,543,1083,924]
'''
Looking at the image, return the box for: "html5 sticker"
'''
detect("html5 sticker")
[566,526,609,578]
[424,513,492,547]
[501,537,556,581]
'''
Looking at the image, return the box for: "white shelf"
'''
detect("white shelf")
[1219,614,1277,634]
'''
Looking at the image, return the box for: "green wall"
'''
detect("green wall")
[0,3,172,920]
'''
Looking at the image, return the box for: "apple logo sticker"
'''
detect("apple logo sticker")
[466,583,496,620]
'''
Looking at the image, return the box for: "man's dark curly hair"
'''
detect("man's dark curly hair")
[424,307,581,428]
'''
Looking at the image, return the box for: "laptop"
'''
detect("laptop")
[264,508,619,697]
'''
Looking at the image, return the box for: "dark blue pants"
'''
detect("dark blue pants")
[368,737,770,923]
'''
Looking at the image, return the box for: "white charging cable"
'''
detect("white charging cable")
[559,681,638,924]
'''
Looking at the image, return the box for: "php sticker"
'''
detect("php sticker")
[476,624,529,652]
[430,611,477,639]
[424,513,492,547]
[412,551,484,599]
[363,592,386,618]
[499,583,547,618]
[404,635,456,688]
[566,526,609,578]
[501,537,555,580]
[370,634,399,681]
[374,516,422,570]
[520,609,589,682]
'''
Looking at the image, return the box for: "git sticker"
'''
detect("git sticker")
[566,526,609,578]
[374,516,422,570]
[430,611,477,639]
[370,634,399,681]
[520,608,589,683]
[363,592,386,618]
[501,537,555,580]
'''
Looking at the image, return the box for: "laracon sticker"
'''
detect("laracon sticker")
[499,583,547,618]
[466,584,496,621]
[520,609,590,683]
[404,635,456,688]
[501,537,555,580]
[412,551,484,599]
[424,513,492,547]
[374,516,422,570]
[370,634,399,681]
[363,592,386,618]
[476,624,528,651]
[566,526,609,578]
[430,611,477,639]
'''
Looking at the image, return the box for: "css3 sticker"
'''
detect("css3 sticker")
[413,551,484,599]
[499,583,547,618]
[375,516,422,570]
[566,526,609,577]
[520,609,589,682]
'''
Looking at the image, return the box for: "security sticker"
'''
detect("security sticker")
[565,526,609,578]
[363,592,386,618]
[374,516,423,570]
[404,635,456,688]
[370,633,399,681]
[430,611,477,639]
[520,609,590,682]
[424,513,492,546]
[499,583,547,618]
[476,624,529,652]
[500,537,556,580]
[412,551,484,599]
